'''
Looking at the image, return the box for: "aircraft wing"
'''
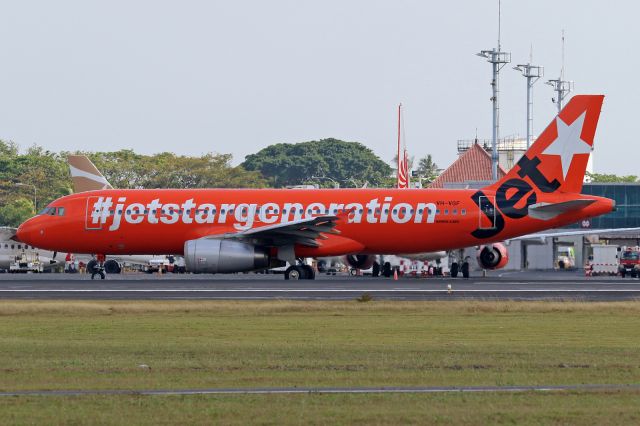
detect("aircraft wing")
[510,227,640,244]
[206,215,342,248]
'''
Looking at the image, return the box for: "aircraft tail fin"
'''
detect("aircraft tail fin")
[67,155,113,193]
[486,95,604,194]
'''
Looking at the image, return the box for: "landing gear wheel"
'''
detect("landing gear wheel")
[372,262,380,277]
[450,262,459,278]
[301,265,315,280]
[285,265,304,280]
[461,262,470,279]
[91,271,105,280]
[383,262,392,278]
[104,260,121,274]
[87,260,99,275]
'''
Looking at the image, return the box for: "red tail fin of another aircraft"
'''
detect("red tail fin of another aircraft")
[487,95,604,194]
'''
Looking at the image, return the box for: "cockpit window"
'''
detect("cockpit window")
[38,207,63,216]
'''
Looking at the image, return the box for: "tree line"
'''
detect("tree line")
[0,138,397,227]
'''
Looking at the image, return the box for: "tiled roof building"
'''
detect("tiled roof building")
[429,142,506,188]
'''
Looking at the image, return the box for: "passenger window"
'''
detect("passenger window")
[444,209,449,215]
[453,209,457,215]
[4,244,7,248]
[18,244,22,249]
[11,244,14,249]
[461,209,466,215]
[436,209,441,214]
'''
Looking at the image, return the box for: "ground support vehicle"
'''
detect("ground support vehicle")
[618,246,640,278]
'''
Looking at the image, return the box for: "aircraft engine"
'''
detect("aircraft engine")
[343,254,376,270]
[477,243,509,270]
[184,239,270,273]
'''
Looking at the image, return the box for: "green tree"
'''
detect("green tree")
[415,154,439,184]
[586,172,638,183]
[65,150,267,189]
[242,138,392,188]
[0,197,34,227]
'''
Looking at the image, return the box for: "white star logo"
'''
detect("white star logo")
[542,111,592,180]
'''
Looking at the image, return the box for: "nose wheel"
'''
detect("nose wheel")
[87,259,106,279]
[91,268,105,280]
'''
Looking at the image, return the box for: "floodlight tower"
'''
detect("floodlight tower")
[546,79,573,113]
[546,30,573,113]
[476,0,511,181]
[514,60,543,148]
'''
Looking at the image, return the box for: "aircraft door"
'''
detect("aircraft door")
[477,195,497,230]
[85,196,105,230]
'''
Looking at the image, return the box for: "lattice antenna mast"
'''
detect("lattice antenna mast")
[476,0,511,180]
[514,45,543,148]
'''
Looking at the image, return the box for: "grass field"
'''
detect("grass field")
[1,300,640,424]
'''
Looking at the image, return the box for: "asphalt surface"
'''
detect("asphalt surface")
[1,384,638,397]
[0,270,639,300]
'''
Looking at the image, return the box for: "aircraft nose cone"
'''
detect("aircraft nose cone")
[16,219,38,245]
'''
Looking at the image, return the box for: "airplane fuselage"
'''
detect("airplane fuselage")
[17,187,614,257]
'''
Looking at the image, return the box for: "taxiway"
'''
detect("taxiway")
[0,271,638,301]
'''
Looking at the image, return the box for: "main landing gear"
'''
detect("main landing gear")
[450,260,470,279]
[285,262,316,280]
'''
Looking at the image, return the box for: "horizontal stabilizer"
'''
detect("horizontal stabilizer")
[510,227,640,244]
[528,199,596,221]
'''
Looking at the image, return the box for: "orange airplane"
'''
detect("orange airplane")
[16,95,613,279]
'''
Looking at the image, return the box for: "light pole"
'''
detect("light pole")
[514,63,543,148]
[476,0,511,181]
[15,183,37,213]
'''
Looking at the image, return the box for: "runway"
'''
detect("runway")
[0,271,639,300]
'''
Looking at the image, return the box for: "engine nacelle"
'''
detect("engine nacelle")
[343,254,376,270]
[184,239,270,273]
[477,243,509,270]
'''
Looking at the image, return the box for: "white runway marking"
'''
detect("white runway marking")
[1,289,640,293]
[1,384,638,397]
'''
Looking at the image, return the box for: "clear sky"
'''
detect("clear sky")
[0,1,637,174]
